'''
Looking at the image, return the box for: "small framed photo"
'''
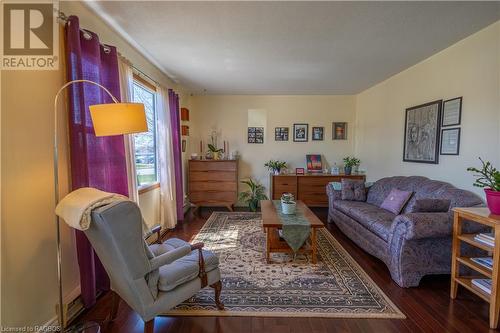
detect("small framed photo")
[182,139,186,152]
[181,125,189,136]
[275,127,289,141]
[293,123,308,142]
[332,122,347,140]
[442,97,462,127]
[248,127,264,144]
[440,128,461,155]
[295,167,305,175]
[312,127,324,141]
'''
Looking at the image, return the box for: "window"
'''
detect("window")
[132,80,157,187]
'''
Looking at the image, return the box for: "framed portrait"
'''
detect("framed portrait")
[332,122,347,140]
[181,139,186,152]
[306,154,322,173]
[275,127,289,141]
[248,127,264,144]
[442,97,462,127]
[295,168,305,175]
[440,128,461,155]
[181,125,189,136]
[403,100,442,164]
[293,123,308,142]
[312,127,324,141]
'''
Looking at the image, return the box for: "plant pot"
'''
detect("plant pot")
[274,169,281,175]
[249,199,258,212]
[213,152,220,160]
[281,201,296,215]
[485,189,500,215]
[344,166,352,175]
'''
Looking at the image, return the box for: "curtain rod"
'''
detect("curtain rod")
[57,10,163,88]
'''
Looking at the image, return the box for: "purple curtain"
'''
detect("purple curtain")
[65,16,129,308]
[168,89,184,221]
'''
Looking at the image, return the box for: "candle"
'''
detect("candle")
[200,140,202,154]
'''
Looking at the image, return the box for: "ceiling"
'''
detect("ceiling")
[88,1,500,95]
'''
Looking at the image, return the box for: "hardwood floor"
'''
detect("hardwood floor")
[73,207,496,333]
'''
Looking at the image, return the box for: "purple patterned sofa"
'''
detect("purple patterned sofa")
[327,176,484,287]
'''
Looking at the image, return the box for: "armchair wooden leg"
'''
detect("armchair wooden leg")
[144,318,155,333]
[210,281,224,310]
[109,291,120,321]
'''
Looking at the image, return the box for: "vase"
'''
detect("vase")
[274,169,280,175]
[485,189,500,215]
[344,166,352,175]
[281,201,296,215]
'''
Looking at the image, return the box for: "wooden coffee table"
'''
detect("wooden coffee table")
[261,200,324,264]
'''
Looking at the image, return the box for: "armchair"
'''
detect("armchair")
[84,200,224,333]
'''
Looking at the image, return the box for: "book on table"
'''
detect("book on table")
[471,257,493,270]
[472,278,492,294]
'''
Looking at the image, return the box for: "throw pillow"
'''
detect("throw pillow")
[411,199,451,213]
[341,179,366,201]
[380,189,413,214]
[330,182,342,191]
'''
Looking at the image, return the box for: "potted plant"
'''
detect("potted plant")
[343,156,361,175]
[208,143,223,160]
[281,193,296,215]
[239,179,268,212]
[467,158,500,214]
[264,160,287,175]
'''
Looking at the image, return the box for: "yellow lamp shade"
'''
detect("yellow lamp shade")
[89,103,148,137]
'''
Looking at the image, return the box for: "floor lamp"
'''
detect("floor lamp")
[53,79,147,330]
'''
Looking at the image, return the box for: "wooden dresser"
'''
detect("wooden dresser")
[270,173,366,207]
[188,159,238,211]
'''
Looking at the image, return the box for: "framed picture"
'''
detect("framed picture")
[306,154,322,173]
[248,127,264,144]
[275,127,289,141]
[181,107,190,121]
[440,128,461,155]
[332,122,347,140]
[181,125,189,136]
[403,100,442,164]
[295,167,305,175]
[293,123,308,142]
[181,139,186,152]
[312,127,324,141]
[442,97,462,127]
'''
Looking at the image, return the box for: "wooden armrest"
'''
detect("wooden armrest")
[191,242,207,287]
[190,242,204,250]
[151,225,162,244]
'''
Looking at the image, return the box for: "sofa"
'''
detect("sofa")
[327,176,484,287]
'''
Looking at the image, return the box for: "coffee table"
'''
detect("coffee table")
[261,200,324,264]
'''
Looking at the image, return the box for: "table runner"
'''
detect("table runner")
[273,200,311,252]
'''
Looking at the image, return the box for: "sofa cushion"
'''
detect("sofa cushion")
[380,189,413,214]
[158,249,219,292]
[334,201,396,242]
[411,199,451,213]
[341,179,366,201]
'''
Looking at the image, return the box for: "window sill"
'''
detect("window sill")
[138,182,160,195]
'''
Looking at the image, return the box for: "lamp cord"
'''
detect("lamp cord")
[53,80,119,329]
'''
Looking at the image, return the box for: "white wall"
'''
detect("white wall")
[355,21,500,196]
[189,95,356,197]
[0,1,180,327]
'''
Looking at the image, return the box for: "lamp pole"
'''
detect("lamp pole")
[53,80,119,329]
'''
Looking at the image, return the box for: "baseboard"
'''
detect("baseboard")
[41,285,84,330]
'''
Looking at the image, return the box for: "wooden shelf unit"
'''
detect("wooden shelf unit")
[451,207,500,329]
[270,173,366,207]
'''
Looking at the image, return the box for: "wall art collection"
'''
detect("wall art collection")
[403,97,462,163]
[248,122,348,144]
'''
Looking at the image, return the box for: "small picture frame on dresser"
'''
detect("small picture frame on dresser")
[295,168,305,175]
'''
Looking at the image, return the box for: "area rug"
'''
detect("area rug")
[165,212,405,319]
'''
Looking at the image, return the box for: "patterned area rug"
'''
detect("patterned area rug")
[166,212,405,319]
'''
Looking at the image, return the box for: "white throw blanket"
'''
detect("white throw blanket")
[55,187,128,230]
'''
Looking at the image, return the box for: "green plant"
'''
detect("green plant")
[239,179,268,212]
[281,192,295,204]
[207,144,223,153]
[467,158,500,191]
[343,156,361,168]
[264,160,287,173]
